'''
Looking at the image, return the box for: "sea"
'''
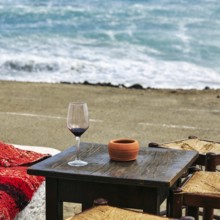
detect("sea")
[0,0,220,89]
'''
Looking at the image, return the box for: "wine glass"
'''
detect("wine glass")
[67,102,89,166]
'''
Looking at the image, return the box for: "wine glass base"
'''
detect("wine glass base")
[68,160,88,167]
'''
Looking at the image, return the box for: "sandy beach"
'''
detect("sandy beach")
[1,80,220,219]
[1,80,220,149]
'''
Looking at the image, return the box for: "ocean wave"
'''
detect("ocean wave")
[1,55,220,89]
[0,0,220,89]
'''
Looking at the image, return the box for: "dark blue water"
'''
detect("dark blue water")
[1,0,220,89]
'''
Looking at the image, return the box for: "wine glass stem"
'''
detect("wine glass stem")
[76,136,80,161]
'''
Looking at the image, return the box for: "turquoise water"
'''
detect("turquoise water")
[0,0,220,89]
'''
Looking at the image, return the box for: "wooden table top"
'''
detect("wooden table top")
[28,142,198,188]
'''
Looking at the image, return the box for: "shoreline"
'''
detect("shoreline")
[60,80,215,91]
[0,79,217,91]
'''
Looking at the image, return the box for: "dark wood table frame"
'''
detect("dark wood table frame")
[28,143,198,220]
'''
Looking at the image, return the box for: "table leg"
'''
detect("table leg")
[46,178,63,220]
[143,188,160,214]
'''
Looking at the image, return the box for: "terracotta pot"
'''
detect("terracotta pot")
[108,138,139,161]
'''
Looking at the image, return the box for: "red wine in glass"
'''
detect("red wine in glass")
[70,128,87,137]
[67,102,89,166]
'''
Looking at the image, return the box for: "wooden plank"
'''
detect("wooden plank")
[58,179,166,214]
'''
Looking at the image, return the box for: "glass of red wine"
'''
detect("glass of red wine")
[67,102,89,166]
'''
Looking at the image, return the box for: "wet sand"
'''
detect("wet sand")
[0,80,220,219]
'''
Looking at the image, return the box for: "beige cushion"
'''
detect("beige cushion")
[13,144,60,156]
[182,171,220,196]
[66,205,171,220]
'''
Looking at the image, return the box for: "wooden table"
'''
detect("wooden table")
[28,143,198,220]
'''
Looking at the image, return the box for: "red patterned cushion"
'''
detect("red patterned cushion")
[0,141,51,220]
[0,141,50,167]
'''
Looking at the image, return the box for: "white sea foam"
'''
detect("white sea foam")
[1,49,219,89]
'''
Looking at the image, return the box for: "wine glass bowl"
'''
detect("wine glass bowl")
[67,102,89,166]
